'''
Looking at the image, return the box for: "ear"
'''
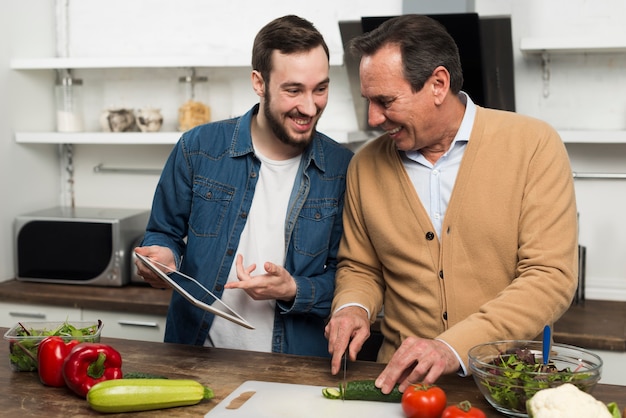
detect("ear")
[430,66,450,105]
[251,70,265,97]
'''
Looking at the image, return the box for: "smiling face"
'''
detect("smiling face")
[253,45,330,151]
[359,43,449,154]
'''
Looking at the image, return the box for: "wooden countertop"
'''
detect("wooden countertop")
[0,279,172,315]
[554,299,626,351]
[2,330,625,417]
[1,280,625,352]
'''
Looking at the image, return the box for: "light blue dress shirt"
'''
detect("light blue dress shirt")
[402,92,476,375]
[403,92,476,238]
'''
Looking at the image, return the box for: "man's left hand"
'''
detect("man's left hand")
[225,254,297,301]
[375,337,460,393]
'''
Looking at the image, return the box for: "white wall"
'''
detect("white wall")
[508,0,626,301]
[0,1,61,280]
[1,0,625,301]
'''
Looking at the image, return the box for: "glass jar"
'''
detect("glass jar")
[178,68,211,131]
[55,69,84,132]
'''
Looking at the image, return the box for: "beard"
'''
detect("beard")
[263,91,317,151]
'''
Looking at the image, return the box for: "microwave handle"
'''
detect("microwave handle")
[9,311,47,319]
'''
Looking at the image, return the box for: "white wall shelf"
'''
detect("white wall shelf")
[15,130,626,145]
[10,53,344,70]
[558,130,626,144]
[520,37,626,54]
[15,132,180,145]
[520,37,626,97]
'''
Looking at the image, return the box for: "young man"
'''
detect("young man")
[136,15,353,357]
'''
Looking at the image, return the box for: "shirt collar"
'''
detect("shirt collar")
[231,103,325,172]
[455,91,475,145]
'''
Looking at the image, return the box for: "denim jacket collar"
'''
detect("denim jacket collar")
[231,104,326,174]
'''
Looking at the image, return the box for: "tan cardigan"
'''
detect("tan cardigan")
[333,106,578,370]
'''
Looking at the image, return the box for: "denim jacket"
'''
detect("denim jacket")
[141,104,353,357]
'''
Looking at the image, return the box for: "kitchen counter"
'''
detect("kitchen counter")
[0,280,625,352]
[0,279,172,315]
[2,330,625,417]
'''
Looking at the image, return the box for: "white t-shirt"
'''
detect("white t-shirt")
[207,150,301,351]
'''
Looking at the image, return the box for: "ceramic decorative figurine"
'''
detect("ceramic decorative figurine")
[136,108,163,132]
[100,108,139,132]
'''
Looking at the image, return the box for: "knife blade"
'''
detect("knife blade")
[342,352,347,401]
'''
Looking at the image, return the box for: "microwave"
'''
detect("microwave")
[14,206,150,287]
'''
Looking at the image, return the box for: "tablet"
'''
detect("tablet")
[135,252,255,330]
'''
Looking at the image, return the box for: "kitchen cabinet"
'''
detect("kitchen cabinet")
[0,281,171,342]
[82,308,165,342]
[0,301,165,342]
[595,350,626,386]
[0,301,81,325]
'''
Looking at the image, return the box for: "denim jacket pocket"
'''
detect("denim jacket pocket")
[293,199,338,257]
[189,179,235,237]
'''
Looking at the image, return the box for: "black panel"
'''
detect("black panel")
[17,221,112,281]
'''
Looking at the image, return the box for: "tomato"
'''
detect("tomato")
[401,383,447,418]
[442,400,487,418]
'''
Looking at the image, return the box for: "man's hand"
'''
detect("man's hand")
[225,254,297,301]
[324,306,371,375]
[375,337,460,393]
[134,245,176,289]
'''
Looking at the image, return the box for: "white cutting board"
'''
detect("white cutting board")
[205,380,405,418]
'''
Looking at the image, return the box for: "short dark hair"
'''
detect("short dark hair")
[349,14,463,94]
[252,15,330,83]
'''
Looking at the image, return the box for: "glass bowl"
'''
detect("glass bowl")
[4,320,103,372]
[468,340,602,417]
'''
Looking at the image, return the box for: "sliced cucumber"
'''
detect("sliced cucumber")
[322,387,342,399]
[322,380,402,403]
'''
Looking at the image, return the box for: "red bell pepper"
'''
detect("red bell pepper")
[38,336,80,387]
[63,342,123,397]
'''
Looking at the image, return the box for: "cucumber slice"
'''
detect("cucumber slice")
[322,387,342,399]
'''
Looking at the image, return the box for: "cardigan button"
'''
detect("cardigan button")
[425,231,435,240]
[439,270,444,279]
[443,311,448,320]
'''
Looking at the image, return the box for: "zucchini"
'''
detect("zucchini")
[322,379,402,403]
[86,378,214,413]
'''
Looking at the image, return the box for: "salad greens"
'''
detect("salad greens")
[8,320,101,372]
[481,348,595,413]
